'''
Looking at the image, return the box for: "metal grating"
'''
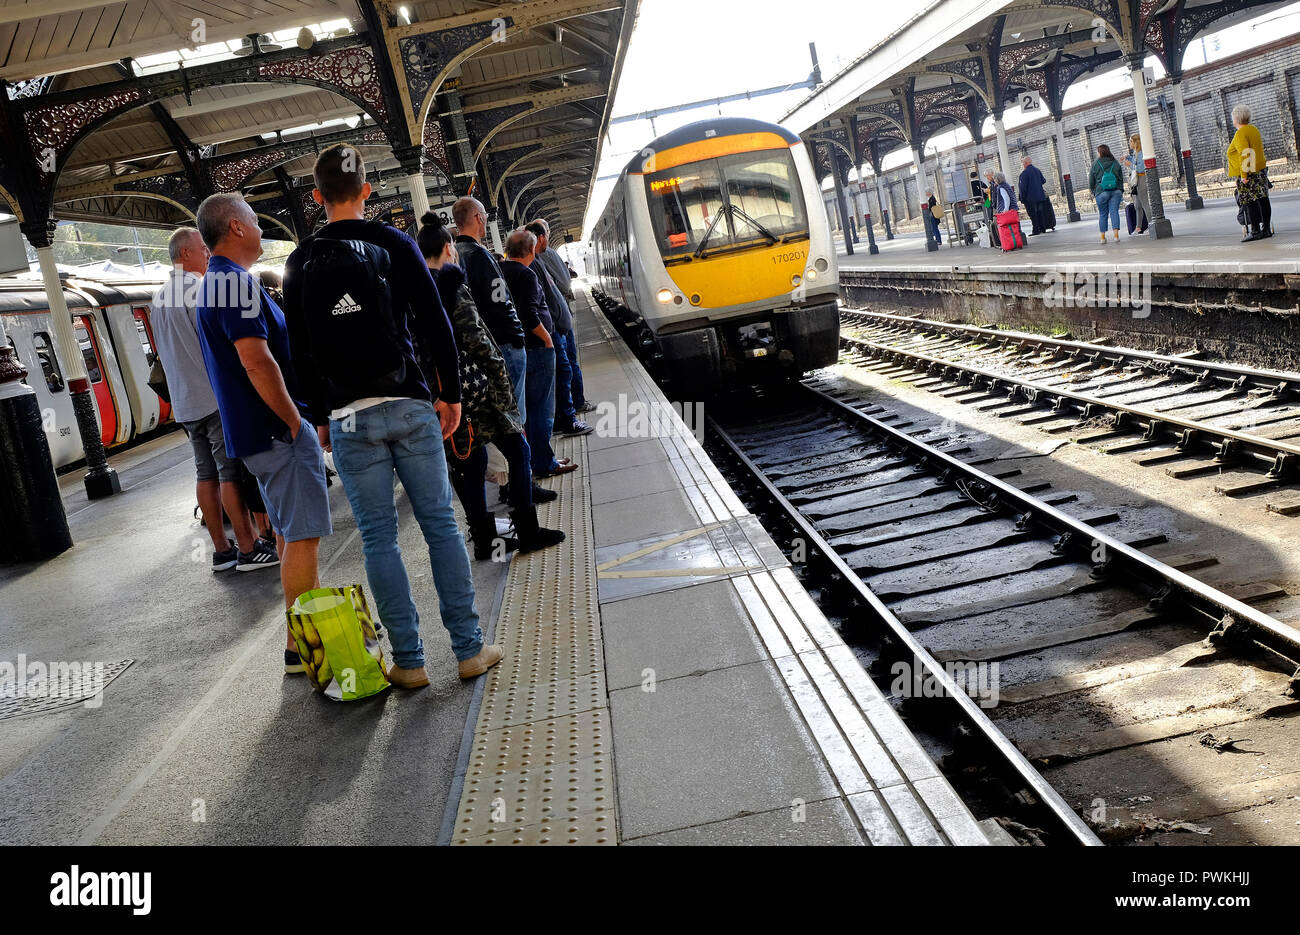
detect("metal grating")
[452,433,617,845]
[0,659,133,720]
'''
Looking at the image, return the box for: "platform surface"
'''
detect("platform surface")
[841,189,1300,275]
[0,288,991,846]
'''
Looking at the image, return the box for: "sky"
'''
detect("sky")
[581,0,1300,237]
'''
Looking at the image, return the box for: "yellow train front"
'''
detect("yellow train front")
[590,117,840,395]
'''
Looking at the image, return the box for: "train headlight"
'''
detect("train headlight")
[815,258,829,273]
[805,268,818,282]
[656,288,673,303]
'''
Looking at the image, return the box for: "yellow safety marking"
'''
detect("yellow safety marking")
[593,520,731,572]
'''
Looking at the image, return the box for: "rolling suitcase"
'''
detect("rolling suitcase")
[1041,199,1056,231]
[995,209,1024,251]
[1125,201,1137,235]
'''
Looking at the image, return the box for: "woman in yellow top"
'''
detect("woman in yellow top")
[1227,104,1272,241]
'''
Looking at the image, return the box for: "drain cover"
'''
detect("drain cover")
[0,659,133,720]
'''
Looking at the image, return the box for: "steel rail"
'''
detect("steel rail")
[838,332,1300,476]
[797,379,1300,668]
[709,409,1104,847]
[841,308,1300,394]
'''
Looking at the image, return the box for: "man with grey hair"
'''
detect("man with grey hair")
[151,226,274,573]
[529,218,592,420]
[499,228,576,478]
[194,192,332,675]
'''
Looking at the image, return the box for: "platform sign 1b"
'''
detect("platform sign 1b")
[1018,90,1044,114]
[1142,66,1156,88]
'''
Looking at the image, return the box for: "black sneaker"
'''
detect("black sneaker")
[237,539,280,572]
[530,484,558,503]
[212,542,238,573]
[284,650,305,675]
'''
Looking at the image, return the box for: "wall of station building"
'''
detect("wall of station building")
[824,33,1300,228]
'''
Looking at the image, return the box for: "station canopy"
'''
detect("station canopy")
[780,0,1291,184]
[0,0,639,244]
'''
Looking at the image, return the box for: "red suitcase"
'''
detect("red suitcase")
[995,209,1025,251]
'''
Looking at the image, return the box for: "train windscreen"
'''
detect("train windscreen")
[645,147,807,262]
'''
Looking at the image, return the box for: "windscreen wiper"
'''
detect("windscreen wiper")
[693,204,730,258]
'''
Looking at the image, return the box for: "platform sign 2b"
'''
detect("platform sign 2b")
[1018,90,1044,114]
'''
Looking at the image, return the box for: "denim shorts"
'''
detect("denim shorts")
[240,417,333,543]
[183,410,240,483]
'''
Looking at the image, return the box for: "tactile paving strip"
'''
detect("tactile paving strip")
[452,433,617,845]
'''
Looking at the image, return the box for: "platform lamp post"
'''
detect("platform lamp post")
[1054,116,1082,222]
[830,153,854,257]
[874,174,893,240]
[1170,76,1203,209]
[0,314,72,561]
[860,180,879,255]
[1128,55,1173,238]
[22,220,120,499]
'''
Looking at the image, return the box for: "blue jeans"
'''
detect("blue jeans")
[554,329,576,427]
[525,345,557,474]
[1096,188,1123,232]
[562,328,586,409]
[328,399,483,668]
[500,343,527,424]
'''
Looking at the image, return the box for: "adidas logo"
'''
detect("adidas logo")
[331,292,362,316]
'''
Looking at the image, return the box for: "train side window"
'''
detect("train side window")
[73,319,103,383]
[132,307,158,365]
[32,331,65,393]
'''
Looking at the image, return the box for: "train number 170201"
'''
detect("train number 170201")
[771,250,806,265]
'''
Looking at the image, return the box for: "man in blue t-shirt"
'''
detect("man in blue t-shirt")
[194,192,333,676]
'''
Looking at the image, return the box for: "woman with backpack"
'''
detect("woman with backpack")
[416,213,565,560]
[1089,144,1124,243]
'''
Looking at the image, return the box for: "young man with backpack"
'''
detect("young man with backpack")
[281,144,502,687]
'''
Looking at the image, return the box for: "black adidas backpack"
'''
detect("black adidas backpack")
[299,224,408,406]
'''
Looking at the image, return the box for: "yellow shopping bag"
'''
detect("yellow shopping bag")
[286,585,390,701]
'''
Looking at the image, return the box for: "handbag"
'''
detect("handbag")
[929,202,943,220]
[287,585,389,701]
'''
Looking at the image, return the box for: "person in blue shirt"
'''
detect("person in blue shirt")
[1018,155,1050,235]
[194,192,332,675]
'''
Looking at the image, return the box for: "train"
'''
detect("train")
[2,275,173,469]
[589,116,840,393]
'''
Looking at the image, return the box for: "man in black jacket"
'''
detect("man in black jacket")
[451,197,550,420]
[525,220,591,437]
[282,144,501,687]
[499,228,578,479]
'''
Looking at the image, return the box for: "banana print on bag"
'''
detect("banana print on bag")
[286,585,390,701]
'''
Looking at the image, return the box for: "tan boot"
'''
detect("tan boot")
[387,664,431,689]
[458,644,504,679]
[1100,231,1107,244]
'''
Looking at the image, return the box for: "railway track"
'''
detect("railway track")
[708,379,1300,845]
[837,308,1300,517]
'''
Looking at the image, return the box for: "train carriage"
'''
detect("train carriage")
[590,116,840,394]
[1,276,171,469]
